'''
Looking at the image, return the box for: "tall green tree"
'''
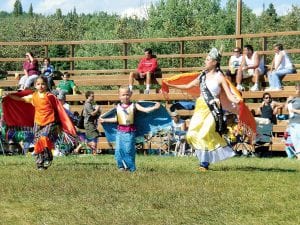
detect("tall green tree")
[13,0,23,17]
[55,8,62,18]
[28,3,33,17]
[258,3,279,32]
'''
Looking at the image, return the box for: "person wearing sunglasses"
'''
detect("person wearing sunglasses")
[257,92,283,124]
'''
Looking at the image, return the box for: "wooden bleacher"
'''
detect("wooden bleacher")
[1,73,298,153]
[1,32,300,153]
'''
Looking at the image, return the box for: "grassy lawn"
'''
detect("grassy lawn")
[0,154,300,225]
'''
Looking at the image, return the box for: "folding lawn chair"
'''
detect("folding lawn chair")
[254,117,273,155]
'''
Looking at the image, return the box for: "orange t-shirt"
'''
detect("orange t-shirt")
[24,92,56,126]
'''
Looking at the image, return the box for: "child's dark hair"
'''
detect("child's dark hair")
[63,72,70,78]
[26,51,34,57]
[262,92,271,99]
[35,75,49,88]
[244,44,253,52]
[144,48,152,55]
[274,43,283,51]
[85,90,94,99]
[43,57,50,63]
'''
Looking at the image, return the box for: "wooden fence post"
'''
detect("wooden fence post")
[70,44,75,71]
[235,0,243,48]
[123,43,128,71]
[44,45,48,58]
[179,41,184,68]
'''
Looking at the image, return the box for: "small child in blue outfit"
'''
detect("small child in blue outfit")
[99,86,160,172]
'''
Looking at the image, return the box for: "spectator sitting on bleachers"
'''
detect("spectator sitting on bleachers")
[236,45,265,92]
[57,93,79,126]
[55,72,77,96]
[41,57,55,90]
[265,43,296,91]
[18,52,40,90]
[128,48,158,94]
[225,47,242,83]
[257,92,284,124]
[57,93,70,111]
[170,111,188,156]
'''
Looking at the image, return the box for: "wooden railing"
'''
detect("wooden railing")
[1,31,300,152]
[1,30,300,72]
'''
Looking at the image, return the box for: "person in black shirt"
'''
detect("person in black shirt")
[257,92,283,124]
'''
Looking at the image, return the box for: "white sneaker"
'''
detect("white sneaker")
[250,84,259,91]
[236,84,245,91]
[144,89,150,94]
[265,87,281,91]
[264,87,273,91]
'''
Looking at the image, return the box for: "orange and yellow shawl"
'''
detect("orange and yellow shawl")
[161,72,256,141]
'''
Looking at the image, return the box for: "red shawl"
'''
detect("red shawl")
[2,90,76,136]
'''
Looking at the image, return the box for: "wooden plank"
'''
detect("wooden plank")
[242,90,295,99]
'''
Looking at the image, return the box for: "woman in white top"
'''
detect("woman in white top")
[165,48,240,171]
[266,44,296,91]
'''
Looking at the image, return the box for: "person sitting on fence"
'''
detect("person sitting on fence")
[128,48,159,94]
[55,72,77,95]
[236,45,265,92]
[225,47,243,83]
[257,92,284,124]
[265,43,296,91]
[41,57,55,90]
[169,111,188,156]
[18,52,40,90]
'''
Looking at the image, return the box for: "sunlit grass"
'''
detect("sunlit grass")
[0,155,299,225]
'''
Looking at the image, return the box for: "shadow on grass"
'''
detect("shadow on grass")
[74,162,113,166]
[213,166,297,173]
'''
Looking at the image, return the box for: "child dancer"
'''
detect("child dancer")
[7,76,76,170]
[99,86,160,172]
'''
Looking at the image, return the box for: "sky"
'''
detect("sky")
[0,0,299,17]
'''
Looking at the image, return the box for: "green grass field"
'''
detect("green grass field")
[0,154,300,225]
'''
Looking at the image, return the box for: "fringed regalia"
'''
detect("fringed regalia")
[115,103,137,172]
[161,72,256,165]
[2,90,77,156]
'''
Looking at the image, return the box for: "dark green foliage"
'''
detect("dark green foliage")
[0,0,299,72]
[28,3,33,17]
[13,0,23,17]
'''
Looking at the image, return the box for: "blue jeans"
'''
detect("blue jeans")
[268,68,296,89]
[115,131,136,172]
